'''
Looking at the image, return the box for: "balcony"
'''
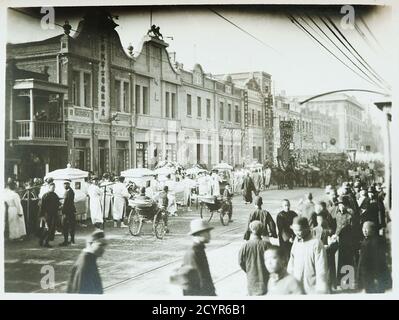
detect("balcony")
[14,120,66,145]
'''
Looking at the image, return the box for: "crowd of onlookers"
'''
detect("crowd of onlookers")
[170,178,391,296]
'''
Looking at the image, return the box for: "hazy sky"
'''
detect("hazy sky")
[6,5,393,123]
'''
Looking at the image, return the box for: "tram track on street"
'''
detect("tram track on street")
[32,217,247,293]
[103,222,246,292]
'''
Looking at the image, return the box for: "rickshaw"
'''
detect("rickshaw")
[121,168,167,239]
[212,162,233,195]
[197,194,231,226]
[126,197,167,239]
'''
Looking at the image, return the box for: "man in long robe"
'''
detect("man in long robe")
[2,180,26,240]
[182,219,216,296]
[67,230,107,294]
[239,221,271,295]
[88,177,103,229]
[100,174,113,220]
[241,172,256,204]
[112,176,130,228]
[60,180,76,246]
[40,182,60,247]
[276,199,297,259]
[288,217,329,294]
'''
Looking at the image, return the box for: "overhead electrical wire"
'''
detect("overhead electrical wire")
[323,16,391,90]
[209,8,282,56]
[298,14,384,90]
[287,14,386,91]
[303,14,389,91]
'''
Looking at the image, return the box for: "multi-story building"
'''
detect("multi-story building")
[302,93,366,152]
[215,72,274,165]
[273,94,339,164]
[178,64,218,168]
[5,11,275,180]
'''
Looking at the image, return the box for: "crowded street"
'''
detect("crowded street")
[4,187,324,294]
[3,5,393,299]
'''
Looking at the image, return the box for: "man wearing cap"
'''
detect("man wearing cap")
[182,219,216,296]
[39,182,61,248]
[67,230,107,294]
[287,217,328,294]
[60,180,76,246]
[239,220,271,295]
[88,176,104,229]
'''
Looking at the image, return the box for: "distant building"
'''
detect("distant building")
[301,93,366,152]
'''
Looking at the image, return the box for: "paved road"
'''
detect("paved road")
[4,187,325,294]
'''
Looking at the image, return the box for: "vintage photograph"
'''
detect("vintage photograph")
[1,3,393,297]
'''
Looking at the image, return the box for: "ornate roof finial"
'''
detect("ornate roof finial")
[147,24,163,40]
[63,20,72,35]
[127,43,134,56]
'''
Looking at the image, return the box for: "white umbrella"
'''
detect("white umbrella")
[213,163,233,170]
[44,163,88,180]
[120,168,155,178]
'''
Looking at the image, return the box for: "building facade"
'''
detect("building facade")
[5,11,276,180]
[302,94,367,152]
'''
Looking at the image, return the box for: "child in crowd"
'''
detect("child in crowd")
[264,246,303,295]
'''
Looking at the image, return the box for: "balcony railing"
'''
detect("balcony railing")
[15,120,65,140]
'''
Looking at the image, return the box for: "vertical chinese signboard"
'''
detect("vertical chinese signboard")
[279,120,294,164]
[243,90,250,164]
[99,35,110,120]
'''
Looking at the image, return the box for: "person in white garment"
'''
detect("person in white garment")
[265,166,272,189]
[197,172,210,196]
[3,179,26,241]
[150,175,161,196]
[100,173,113,220]
[211,171,221,196]
[164,174,177,216]
[112,176,130,228]
[88,177,103,229]
[183,174,196,211]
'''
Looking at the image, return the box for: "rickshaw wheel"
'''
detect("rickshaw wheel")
[153,214,166,240]
[220,211,230,226]
[128,209,142,236]
[199,202,213,223]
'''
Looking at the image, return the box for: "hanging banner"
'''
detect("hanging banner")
[280,120,294,163]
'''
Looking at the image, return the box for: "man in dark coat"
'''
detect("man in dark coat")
[241,172,256,204]
[40,182,60,248]
[357,221,389,293]
[67,230,107,294]
[276,199,297,259]
[60,180,76,246]
[182,219,216,296]
[239,220,271,295]
[360,192,380,228]
[244,196,277,241]
[335,196,356,287]
[375,184,387,233]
